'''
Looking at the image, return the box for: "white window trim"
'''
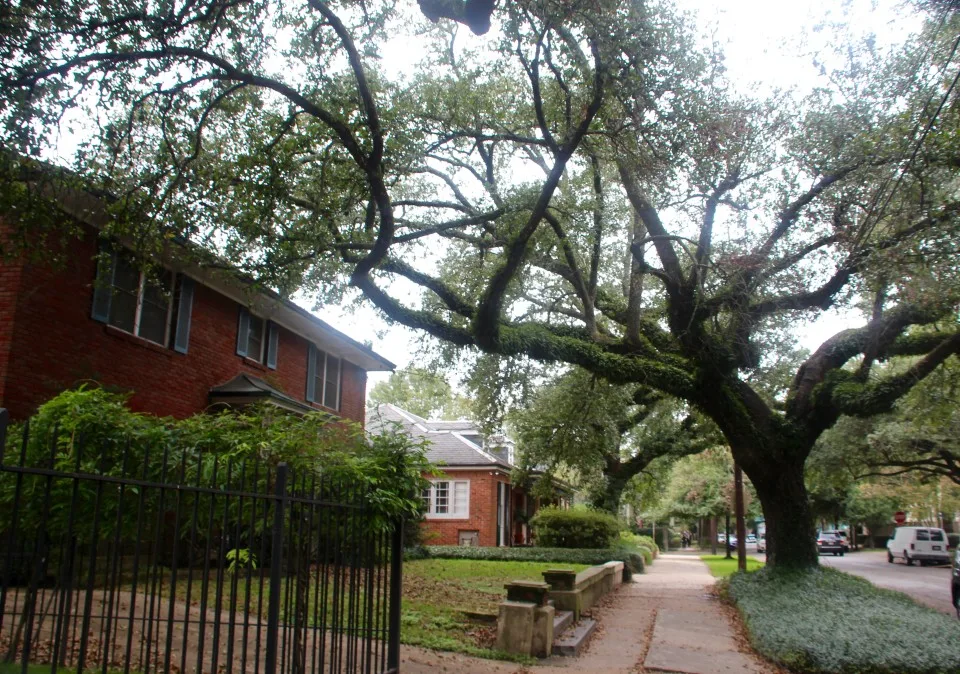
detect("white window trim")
[423,479,470,520]
[113,265,174,346]
[311,347,341,410]
[247,314,266,363]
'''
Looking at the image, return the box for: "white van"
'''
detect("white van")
[886,526,950,566]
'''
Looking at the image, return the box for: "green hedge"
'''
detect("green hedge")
[619,532,658,562]
[727,567,960,673]
[530,506,620,548]
[408,544,644,576]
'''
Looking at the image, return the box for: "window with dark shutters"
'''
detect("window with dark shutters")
[305,345,341,410]
[91,246,190,350]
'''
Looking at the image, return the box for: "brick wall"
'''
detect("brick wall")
[420,469,513,547]
[0,223,369,423]
[0,227,24,407]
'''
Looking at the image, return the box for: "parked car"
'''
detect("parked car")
[717,533,727,543]
[746,534,757,544]
[952,547,960,619]
[887,526,950,566]
[823,529,850,552]
[756,537,766,553]
[817,532,845,556]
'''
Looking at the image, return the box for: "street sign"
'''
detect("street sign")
[894,511,906,525]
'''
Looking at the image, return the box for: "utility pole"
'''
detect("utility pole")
[724,510,732,560]
[734,464,747,571]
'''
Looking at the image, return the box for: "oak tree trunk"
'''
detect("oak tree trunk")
[750,458,819,569]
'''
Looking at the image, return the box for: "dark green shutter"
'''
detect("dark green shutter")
[306,343,317,403]
[173,275,195,354]
[236,307,250,357]
[91,248,116,323]
[266,321,279,369]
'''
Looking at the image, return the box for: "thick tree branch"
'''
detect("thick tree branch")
[473,41,605,347]
[832,333,960,417]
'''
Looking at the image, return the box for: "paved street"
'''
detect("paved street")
[818,549,955,616]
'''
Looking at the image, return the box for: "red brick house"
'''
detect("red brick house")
[367,403,571,547]
[0,191,393,422]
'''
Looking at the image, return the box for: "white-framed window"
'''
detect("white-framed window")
[306,344,341,410]
[236,308,279,368]
[96,253,173,346]
[422,480,469,519]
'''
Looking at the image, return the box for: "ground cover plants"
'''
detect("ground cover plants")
[400,558,590,661]
[726,567,960,673]
[700,555,764,578]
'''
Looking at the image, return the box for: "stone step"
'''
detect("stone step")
[552,618,596,656]
[553,609,574,634]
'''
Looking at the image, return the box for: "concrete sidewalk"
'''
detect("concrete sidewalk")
[397,552,775,673]
[638,553,771,674]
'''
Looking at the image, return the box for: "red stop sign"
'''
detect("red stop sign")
[894,511,906,524]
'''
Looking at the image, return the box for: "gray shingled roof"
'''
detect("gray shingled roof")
[365,403,513,469]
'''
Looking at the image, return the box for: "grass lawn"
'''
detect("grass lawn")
[700,554,764,578]
[0,666,130,674]
[401,558,590,662]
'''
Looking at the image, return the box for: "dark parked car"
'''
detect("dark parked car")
[952,547,960,619]
[817,532,845,556]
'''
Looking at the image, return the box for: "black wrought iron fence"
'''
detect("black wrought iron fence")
[0,408,403,674]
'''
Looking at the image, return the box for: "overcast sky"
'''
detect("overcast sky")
[306,0,923,388]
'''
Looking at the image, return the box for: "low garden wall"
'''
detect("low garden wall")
[495,560,625,657]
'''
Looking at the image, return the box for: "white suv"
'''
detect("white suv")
[887,526,950,566]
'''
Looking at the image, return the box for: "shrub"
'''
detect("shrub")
[530,506,619,549]
[411,544,642,573]
[619,531,658,560]
[3,387,434,540]
[727,567,960,673]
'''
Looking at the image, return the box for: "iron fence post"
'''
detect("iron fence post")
[0,408,8,464]
[265,462,288,674]
[387,518,403,672]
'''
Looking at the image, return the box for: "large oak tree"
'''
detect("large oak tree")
[2,0,959,568]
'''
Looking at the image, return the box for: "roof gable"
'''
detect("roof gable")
[366,403,513,469]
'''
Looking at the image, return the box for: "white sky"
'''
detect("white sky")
[311,0,924,390]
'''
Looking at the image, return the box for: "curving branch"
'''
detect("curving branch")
[473,39,606,347]
[758,167,859,257]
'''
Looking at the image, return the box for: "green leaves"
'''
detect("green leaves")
[728,567,960,673]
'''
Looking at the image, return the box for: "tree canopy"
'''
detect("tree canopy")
[510,367,712,512]
[2,0,960,568]
[368,366,472,419]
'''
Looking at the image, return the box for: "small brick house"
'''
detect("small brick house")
[367,403,566,547]
[0,190,393,422]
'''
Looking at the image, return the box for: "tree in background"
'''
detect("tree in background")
[862,359,960,485]
[656,449,759,542]
[368,367,472,419]
[3,0,960,567]
[808,392,960,535]
[510,367,713,513]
